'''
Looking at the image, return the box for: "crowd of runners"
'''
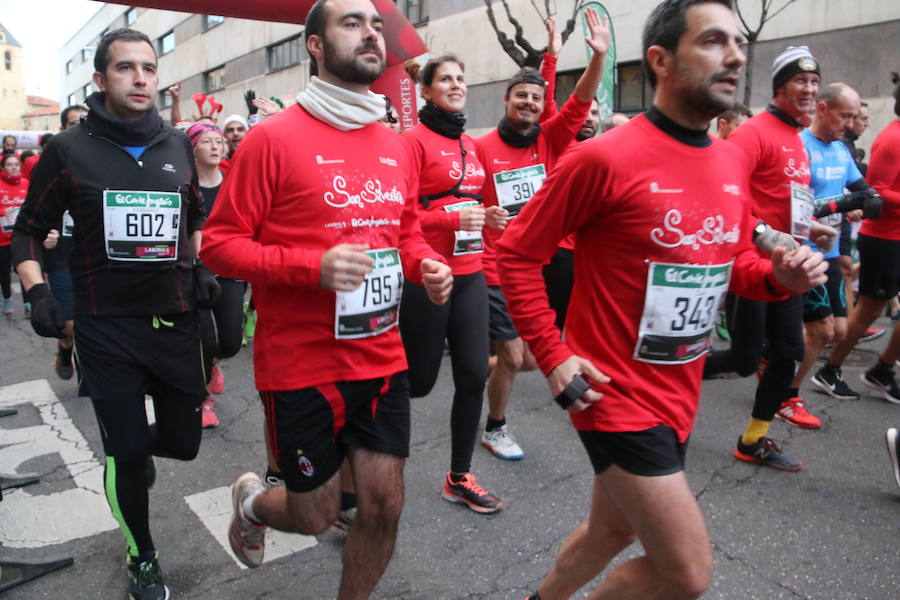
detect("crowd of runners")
[4,0,900,598]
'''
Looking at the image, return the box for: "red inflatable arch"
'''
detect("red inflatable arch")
[103,0,426,128]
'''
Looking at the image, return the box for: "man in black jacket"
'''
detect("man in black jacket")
[12,28,217,600]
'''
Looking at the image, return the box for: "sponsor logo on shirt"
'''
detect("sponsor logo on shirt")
[379,156,398,167]
[650,209,741,250]
[316,155,345,165]
[449,161,486,180]
[781,146,794,152]
[783,157,810,179]
[649,182,683,194]
[441,150,455,156]
[816,166,845,181]
[162,163,176,173]
[722,183,741,196]
[324,175,405,209]
[492,159,511,166]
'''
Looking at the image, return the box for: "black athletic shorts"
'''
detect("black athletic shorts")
[487,285,519,343]
[803,258,847,322]
[577,425,687,477]
[260,371,410,493]
[73,312,206,455]
[858,233,900,300]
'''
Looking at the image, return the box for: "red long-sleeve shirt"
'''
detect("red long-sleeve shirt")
[0,174,28,246]
[860,119,900,240]
[401,124,486,274]
[201,105,442,391]
[476,95,592,286]
[728,110,812,237]
[497,114,789,441]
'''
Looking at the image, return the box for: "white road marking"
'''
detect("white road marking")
[184,486,317,569]
[0,379,118,547]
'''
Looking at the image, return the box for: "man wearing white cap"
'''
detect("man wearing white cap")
[704,45,822,470]
[221,114,248,174]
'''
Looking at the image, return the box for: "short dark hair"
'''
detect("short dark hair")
[39,133,54,148]
[305,0,329,77]
[1,153,19,169]
[2,134,16,146]
[60,104,88,129]
[94,28,155,74]
[642,0,734,88]
[718,102,752,122]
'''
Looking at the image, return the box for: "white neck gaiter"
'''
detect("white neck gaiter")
[296,76,387,131]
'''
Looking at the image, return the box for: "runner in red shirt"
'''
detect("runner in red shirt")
[705,44,827,468]
[200,2,452,597]
[0,153,28,315]
[497,2,825,598]
[821,75,900,403]
[399,56,507,513]
[475,7,610,461]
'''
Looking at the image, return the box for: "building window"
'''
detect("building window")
[203,15,225,31]
[125,7,137,25]
[81,48,91,62]
[68,93,76,106]
[4,51,10,71]
[83,83,91,101]
[159,87,173,108]
[204,65,225,92]
[159,31,175,55]
[268,35,302,72]
[396,0,428,24]
[66,60,73,74]
[616,61,650,114]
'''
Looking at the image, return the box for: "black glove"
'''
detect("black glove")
[24,283,66,338]
[244,89,257,115]
[194,261,222,308]
[813,189,883,220]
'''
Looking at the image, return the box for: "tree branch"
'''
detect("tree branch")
[559,0,584,45]
[500,0,540,56]
[483,0,527,66]
[761,0,796,27]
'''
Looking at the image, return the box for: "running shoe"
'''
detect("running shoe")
[23,301,30,319]
[229,472,267,568]
[481,425,524,460]
[734,436,803,471]
[775,397,821,429]
[209,365,225,395]
[886,428,900,491]
[243,301,256,340]
[2,298,12,314]
[127,553,169,600]
[332,507,357,532]
[201,397,219,428]
[54,344,74,380]
[715,310,730,342]
[811,366,860,400]
[858,327,885,343]
[861,365,900,404]
[441,472,502,514]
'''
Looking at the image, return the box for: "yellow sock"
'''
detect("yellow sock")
[741,417,771,446]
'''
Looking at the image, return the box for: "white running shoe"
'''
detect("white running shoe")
[481,425,524,460]
[228,472,267,568]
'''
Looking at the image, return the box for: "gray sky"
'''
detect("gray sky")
[0,0,101,100]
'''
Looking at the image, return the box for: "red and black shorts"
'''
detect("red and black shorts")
[577,425,688,477]
[259,371,410,493]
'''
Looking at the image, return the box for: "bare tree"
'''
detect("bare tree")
[735,0,797,105]
[484,0,587,68]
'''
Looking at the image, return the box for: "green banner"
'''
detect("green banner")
[580,2,616,120]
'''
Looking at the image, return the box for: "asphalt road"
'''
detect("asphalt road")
[2,306,899,600]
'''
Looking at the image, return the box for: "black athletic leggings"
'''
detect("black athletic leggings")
[198,277,246,382]
[542,247,574,331]
[400,271,489,474]
[0,245,11,299]
[704,293,804,420]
